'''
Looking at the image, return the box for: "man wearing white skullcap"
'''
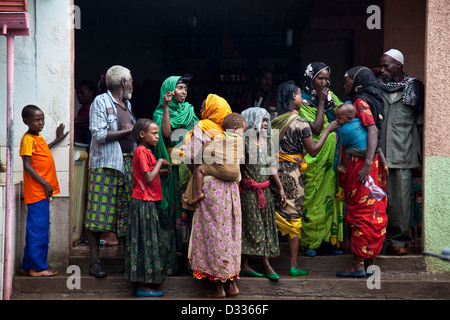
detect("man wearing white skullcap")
[379,50,424,256]
[383,49,404,65]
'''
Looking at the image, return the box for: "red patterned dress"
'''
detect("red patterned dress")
[339,98,387,259]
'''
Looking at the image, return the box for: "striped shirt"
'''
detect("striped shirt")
[89,91,136,172]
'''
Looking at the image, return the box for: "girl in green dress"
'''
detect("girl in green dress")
[240,107,286,281]
[125,119,178,297]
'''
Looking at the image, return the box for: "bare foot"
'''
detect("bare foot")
[191,192,204,205]
[225,281,240,297]
[207,282,226,298]
[100,232,119,246]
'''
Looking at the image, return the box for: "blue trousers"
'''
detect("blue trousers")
[22,198,50,271]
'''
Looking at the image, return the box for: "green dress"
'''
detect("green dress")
[125,199,178,284]
[240,136,280,258]
[297,91,343,250]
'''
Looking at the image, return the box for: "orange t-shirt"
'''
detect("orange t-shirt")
[19,133,60,204]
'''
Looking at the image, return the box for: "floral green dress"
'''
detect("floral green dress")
[240,136,280,258]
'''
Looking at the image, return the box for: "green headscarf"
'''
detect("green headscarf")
[152,76,199,214]
[152,76,199,164]
[153,76,198,131]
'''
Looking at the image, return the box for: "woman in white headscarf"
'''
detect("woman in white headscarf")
[240,107,285,281]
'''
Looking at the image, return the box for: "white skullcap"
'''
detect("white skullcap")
[383,49,404,65]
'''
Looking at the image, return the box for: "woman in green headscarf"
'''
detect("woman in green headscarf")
[152,76,199,255]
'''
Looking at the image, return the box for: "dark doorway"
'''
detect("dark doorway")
[74,0,383,119]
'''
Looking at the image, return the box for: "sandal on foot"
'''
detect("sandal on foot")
[136,288,164,297]
[304,249,316,257]
[290,267,309,276]
[336,269,366,278]
[239,270,264,277]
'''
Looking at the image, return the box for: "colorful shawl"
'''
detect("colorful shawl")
[302,62,338,122]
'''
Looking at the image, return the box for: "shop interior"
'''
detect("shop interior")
[74,0,383,119]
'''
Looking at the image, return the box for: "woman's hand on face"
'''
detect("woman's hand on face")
[316,86,328,103]
[164,91,174,106]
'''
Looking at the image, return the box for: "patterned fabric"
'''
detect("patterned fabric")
[124,198,178,284]
[339,155,387,259]
[380,72,423,111]
[345,66,384,148]
[189,178,242,282]
[338,97,388,259]
[298,92,344,249]
[84,154,133,237]
[270,114,311,221]
[275,212,302,239]
[240,135,280,258]
[302,62,337,122]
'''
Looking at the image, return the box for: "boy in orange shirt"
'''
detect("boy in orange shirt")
[19,104,68,277]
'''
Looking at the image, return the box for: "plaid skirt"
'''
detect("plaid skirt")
[84,154,133,237]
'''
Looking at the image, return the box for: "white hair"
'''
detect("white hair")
[105,65,131,91]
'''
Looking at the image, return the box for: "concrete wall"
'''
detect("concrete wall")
[422,0,450,273]
[0,0,73,275]
[384,0,426,81]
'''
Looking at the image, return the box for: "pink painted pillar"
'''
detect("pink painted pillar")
[0,11,29,301]
[3,32,15,301]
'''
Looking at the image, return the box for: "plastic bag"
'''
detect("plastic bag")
[364,175,386,200]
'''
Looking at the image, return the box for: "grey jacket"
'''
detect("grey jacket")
[380,90,422,169]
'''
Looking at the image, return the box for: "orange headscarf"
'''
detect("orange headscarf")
[185,93,232,144]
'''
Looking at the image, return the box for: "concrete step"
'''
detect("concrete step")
[11,243,450,300]
[11,268,450,300]
[10,252,449,299]
[66,243,427,273]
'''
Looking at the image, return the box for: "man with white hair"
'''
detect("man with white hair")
[84,65,136,276]
[379,49,424,255]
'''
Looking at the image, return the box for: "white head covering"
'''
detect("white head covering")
[383,49,404,65]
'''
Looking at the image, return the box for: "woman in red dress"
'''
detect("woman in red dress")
[337,66,388,277]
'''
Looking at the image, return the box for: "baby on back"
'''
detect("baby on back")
[336,102,387,175]
[184,113,247,206]
[336,102,367,159]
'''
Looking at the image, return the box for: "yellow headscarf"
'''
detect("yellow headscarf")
[185,93,232,144]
